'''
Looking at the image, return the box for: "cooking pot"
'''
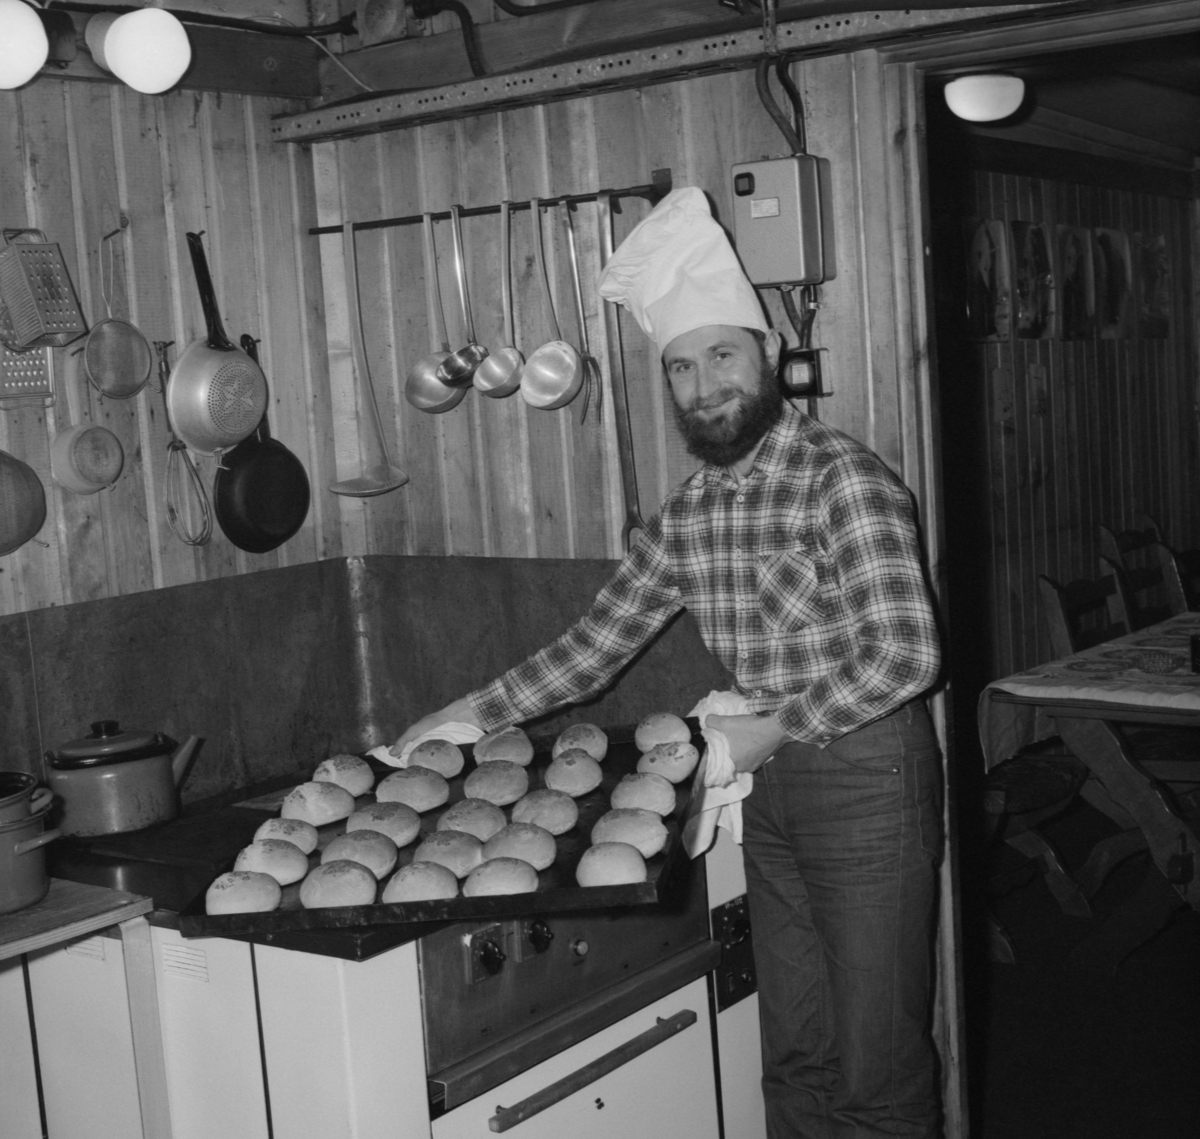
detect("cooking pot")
[0,773,61,914]
[45,721,201,837]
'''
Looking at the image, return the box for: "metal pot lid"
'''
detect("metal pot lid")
[47,720,175,768]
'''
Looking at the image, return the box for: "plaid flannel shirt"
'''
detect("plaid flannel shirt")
[469,404,941,745]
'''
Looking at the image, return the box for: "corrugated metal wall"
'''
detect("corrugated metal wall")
[961,172,1196,678]
[0,52,933,619]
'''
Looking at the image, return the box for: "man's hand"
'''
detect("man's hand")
[390,696,481,756]
[705,712,789,774]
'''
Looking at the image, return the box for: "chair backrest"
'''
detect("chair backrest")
[1038,571,1130,658]
[1099,543,1187,630]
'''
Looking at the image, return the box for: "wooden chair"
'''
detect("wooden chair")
[1130,512,1200,611]
[1098,525,1188,629]
[1038,570,1130,658]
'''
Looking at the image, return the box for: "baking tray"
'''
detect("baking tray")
[179,724,702,939]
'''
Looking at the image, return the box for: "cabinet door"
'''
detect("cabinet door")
[26,932,143,1139]
[0,957,41,1139]
[433,977,718,1139]
[151,928,269,1139]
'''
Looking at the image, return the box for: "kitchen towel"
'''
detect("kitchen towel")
[368,722,484,768]
[682,690,755,858]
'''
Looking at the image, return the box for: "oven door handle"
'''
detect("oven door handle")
[488,1008,698,1133]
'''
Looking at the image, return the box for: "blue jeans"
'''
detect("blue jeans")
[741,700,943,1139]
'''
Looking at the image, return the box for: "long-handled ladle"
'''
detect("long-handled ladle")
[521,197,583,410]
[473,199,523,397]
[436,204,489,387]
[406,212,468,414]
[563,201,602,424]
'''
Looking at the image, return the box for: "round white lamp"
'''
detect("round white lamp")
[86,9,192,95]
[943,74,1025,123]
[0,0,49,90]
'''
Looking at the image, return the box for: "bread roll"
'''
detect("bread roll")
[474,726,534,766]
[408,738,465,779]
[576,842,647,887]
[206,870,282,915]
[312,753,374,797]
[464,759,529,806]
[299,860,378,909]
[636,740,700,784]
[281,780,357,826]
[634,712,691,753]
[376,766,450,812]
[551,722,608,762]
[438,798,507,843]
[413,829,484,878]
[544,749,603,798]
[346,801,421,847]
[483,822,557,871]
[591,808,668,858]
[610,772,677,816]
[463,856,539,897]
[234,838,310,886]
[254,816,320,854]
[511,789,578,835]
[321,830,399,879]
[381,861,459,903]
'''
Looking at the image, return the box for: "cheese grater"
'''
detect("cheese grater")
[0,303,53,406]
[0,229,87,350]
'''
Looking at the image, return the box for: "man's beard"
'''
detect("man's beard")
[673,363,784,467]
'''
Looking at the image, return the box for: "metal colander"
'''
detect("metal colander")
[205,358,268,438]
[82,317,153,399]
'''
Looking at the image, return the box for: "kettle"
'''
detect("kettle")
[45,721,201,837]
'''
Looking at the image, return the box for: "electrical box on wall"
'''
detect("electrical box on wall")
[731,155,836,287]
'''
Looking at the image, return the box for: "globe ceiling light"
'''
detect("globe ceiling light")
[0,0,50,90]
[943,74,1026,123]
[85,8,192,95]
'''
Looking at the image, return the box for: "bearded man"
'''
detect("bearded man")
[394,188,944,1139]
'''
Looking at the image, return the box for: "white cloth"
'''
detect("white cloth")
[682,690,756,858]
[597,187,767,354]
[368,722,484,769]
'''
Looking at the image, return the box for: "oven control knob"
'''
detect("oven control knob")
[528,919,554,954]
[571,938,589,957]
[479,939,507,975]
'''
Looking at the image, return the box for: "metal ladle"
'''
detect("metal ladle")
[436,204,489,388]
[562,201,602,424]
[330,224,409,496]
[473,200,523,398]
[521,197,583,411]
[405,213,468,414]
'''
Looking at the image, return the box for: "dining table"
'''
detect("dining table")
[979,612,1200,916]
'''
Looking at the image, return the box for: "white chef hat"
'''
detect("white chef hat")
[597,186,767,355]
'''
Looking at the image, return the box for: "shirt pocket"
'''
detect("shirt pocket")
[756,543,826,635]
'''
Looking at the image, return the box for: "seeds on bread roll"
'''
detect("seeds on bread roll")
[576,842,647,887]
[634,712,691,753]
[464,759,529,806]
[438,798,507,843]
[382,860,459,903]
[636,740,700,784]
[551,723,608,762]
[346,801,421,847]
[544,749,603,798]
[474,726,534,766]
[610,772,677,816]
[483,822,557,871]
[312,753,374,798]
[376,766,450,812]
[511,789,578,835]
[408,738,465,779]
[321,830,399,879]
[299,860,377,909]
[591,808,668,858]
[463,856,539,897]
[413,829,484,878]
[254,816,320,854]
[281,780,357,826]
[234,838,310,886]
[206,870,282,915]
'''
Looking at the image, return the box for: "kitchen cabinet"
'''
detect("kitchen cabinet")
[432,976,718,1139]
[0,957,41,1139]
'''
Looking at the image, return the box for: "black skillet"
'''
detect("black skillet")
[212,335,311,554]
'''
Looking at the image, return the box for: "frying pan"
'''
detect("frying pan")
[212,335,310,554]
[166,233,268,458]
[0,449,46,556]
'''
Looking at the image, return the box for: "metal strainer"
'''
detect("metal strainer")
[80,227,152,399]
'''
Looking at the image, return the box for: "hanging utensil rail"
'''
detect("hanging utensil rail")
[306,170,672,237]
